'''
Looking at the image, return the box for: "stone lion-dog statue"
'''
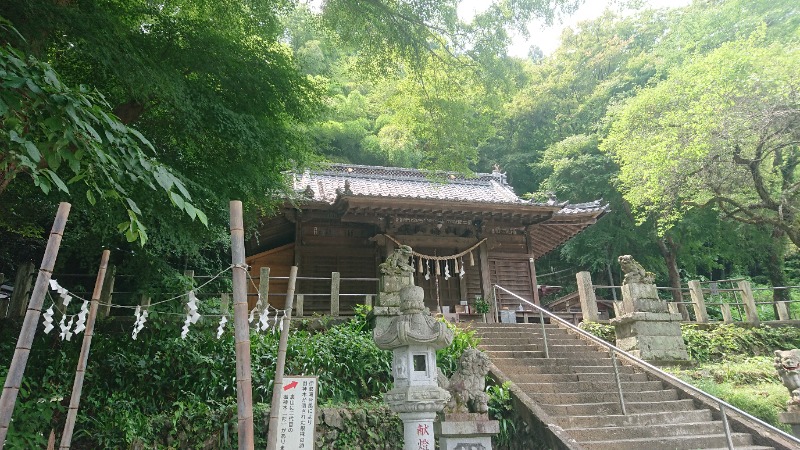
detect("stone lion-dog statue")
[775,349,800,412]
[379,245,414,276]
[438,348,490,414]
[618,254,655,285]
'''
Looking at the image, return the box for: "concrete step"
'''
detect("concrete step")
[558,409,712,429]
[527,389,679,405]
[567,420,726,441]
[540,399,696,416]
[479,342,593,351]
[492,359,636,373]
[580,432,757,450]
[484,349,607,359]
[516,380,664,394]
[510,372,649,384]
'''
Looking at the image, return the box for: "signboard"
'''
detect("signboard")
[277,376,317,450]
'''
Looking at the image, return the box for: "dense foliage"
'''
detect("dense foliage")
[0,309,477,448]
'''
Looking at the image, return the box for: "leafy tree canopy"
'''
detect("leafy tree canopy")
[602,38,800,246]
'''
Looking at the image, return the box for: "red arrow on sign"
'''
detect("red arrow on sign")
[283,381,298,391]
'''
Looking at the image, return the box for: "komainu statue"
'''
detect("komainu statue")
[775,349,800,412]
[618,254,655,285]
[438,348,491,414]
[379,245,414,276]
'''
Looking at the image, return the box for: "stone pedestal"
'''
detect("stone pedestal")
[778,412,800,438]
[436,413,499,450]
[611,279,689,362]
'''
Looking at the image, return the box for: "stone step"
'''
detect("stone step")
[478,344,608,358]
[539,399,695,416]
[579,433,757,450]
[516,380,664,394]
[557,409,712,429]
[510,372,649,384]
[480,343,606,354]
[491,358,636,372]
[527,389,679,405]
[567,421,726,441]
[484,349,607,359]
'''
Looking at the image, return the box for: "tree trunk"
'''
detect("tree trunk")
[766,228,789,303]
[656,236,683,303]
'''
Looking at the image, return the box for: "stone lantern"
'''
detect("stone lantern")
[374,266,453,450]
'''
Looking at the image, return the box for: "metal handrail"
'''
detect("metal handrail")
[493,284,800,447]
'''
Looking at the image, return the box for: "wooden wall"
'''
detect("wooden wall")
[246,243,294,309]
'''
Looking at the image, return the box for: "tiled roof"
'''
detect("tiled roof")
[292,164,608,214]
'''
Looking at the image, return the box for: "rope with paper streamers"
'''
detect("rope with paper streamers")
[382,234,484,279]
[382,234,486,261]
[42,265,288,342]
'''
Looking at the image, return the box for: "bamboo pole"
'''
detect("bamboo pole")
[0,202,71,448]
[266,265,298,450]
[59,250,110,450]
[230,201,255,450]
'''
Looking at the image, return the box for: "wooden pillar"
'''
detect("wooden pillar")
[575,272,599,322]
[140,295,151,314]
[777,301,791,321]
[688,280,708,323]
[525,227,540,306]
[98,265,116,318]
[295,294,304,318]
[720,303,734,323]
[330,272,340,317]
[737,280,760,326]
[59,250,110,450]
[478,241,492,314]
[258,267,270,313]
[0,202,71,448]
[229,201,254,450]
[8,262,35,318]
[267,266,298,450]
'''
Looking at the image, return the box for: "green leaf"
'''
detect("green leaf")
[184,202,197,220]
[196,209,208,226]
[23,140,41,162]
[169,191,185,209]
[43,169,69,193]
[125,198,142,215]
[86,189,96,205]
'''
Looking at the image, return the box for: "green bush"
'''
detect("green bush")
[0,306,478,449]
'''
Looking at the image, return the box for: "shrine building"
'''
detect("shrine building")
[245,164,607,319]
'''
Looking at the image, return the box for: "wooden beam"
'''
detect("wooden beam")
[59,250,110,450]
[0,202,71,447]
[229,201,255,450]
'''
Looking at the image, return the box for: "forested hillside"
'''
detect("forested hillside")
[2,0,798,296]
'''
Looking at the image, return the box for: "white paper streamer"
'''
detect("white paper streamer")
[181,291,201,339]
[43,305,55,334]
[424,260,430,281]
[60,315,75,341]
[459,257,466,278]
[132,305,148,340]
[258,308,270,331]
[444,261,451,280]
[216,316,228,339]
[248,307,256,324]
[73,301,89,334]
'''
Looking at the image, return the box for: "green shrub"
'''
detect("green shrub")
[578,321,615,343]
[0,308,478,449]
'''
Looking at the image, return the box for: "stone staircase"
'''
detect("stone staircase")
[470,323,795,450]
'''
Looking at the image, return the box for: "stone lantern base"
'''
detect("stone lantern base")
[435,413,499,450]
